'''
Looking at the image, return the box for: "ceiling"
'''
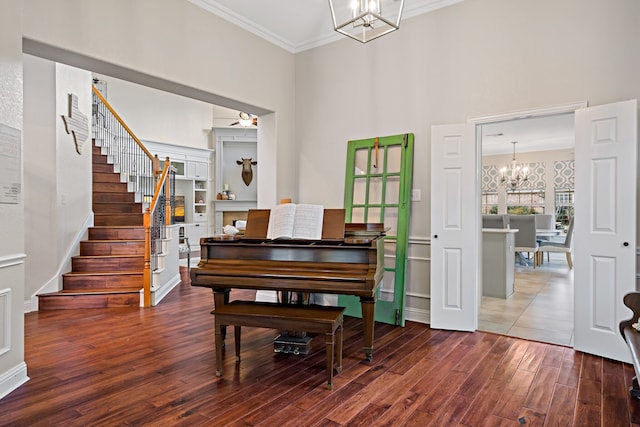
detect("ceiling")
[481,114,575,156]
[189,0,463,53]
[192,0,575,153]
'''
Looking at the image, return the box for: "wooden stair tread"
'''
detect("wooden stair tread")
[72,255,144,259]
[63,271,143,276]
[90,226,144,229]
[82,239,145,243]
[40,288,141,296]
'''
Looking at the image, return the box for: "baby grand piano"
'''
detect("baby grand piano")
[189,208,384,361]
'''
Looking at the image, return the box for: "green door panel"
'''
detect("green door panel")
[339,133,414,326]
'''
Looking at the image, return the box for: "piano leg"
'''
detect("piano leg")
[360,296,376,361]
[213,289,231,344]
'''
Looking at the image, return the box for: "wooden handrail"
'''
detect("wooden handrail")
[91,86,154,161]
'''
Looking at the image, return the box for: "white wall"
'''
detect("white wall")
[0,0,27,401]
[22,0,296,207]
[23,57,92,308]
[23,55,58,308]
[93,74,213,150]
[54,64,93,294]
[294,0,640,321]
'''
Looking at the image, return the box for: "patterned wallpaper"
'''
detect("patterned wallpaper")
[554,160,575,189]
[482,162,545,192]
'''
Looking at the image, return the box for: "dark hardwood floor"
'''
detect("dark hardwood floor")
[1,268,639,426]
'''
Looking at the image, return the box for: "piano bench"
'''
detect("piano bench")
[211,300,345,390]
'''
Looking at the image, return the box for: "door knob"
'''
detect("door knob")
[433,235,438,239]
[624,242,629,247]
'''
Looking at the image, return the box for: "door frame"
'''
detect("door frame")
[468,101,587,331]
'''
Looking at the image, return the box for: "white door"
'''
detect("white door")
[574,99,637,362]
[430,124,479,331]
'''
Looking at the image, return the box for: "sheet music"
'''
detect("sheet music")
[266,204,324,240]
[291,204,324,239]
[267,203,297,239]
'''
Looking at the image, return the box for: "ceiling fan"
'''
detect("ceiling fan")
[229,112,258,127]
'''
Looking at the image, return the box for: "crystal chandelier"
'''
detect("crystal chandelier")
[500,141,529,190]
[328,0,405,43]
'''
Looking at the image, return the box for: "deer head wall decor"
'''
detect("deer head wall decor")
[236,158,257,186]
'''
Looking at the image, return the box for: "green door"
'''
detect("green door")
[339,133,414,326]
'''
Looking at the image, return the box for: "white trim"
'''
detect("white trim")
[0,289,10,357]
[150,273,182,306]
[189,0,463,54]
[408,236,431,245]
[0,362,29,401]
[188,0,303,53]
[406,291,430,300]
[467,101,588,124]
[0,254,26,269]
[405,306,429,324]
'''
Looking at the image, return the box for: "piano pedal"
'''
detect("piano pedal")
[274,334,312,355]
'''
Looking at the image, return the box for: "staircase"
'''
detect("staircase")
[38,142,146,310]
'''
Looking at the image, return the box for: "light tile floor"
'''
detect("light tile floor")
[479,252,574,346]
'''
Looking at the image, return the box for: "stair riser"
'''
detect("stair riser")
[72,257,145,272]
[63,273,143,289]
[92,163,115,174]
[92,153,109,165]
[93,203,142,214]
[93,192,136,203]
[93,172,122,183]
[80,241,145,256]
[93,182,129,193]
[89,227,145,240]
[38,293,140,310]
[94,214,143,226]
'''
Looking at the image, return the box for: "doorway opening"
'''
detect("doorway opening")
[477,112,575,346]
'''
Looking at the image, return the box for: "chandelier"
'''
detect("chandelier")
[500,141,529,190]
[328,0,405,43]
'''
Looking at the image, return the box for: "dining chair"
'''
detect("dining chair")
[534,214,554,229]
[482,214,506,229]
[509,215,540,268]
[539,217,574,269]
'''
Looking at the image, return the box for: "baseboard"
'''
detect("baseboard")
[151,273,181,306]
[405,306,429,325]
[0,362,29,401]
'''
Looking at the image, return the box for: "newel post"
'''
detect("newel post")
[164,157,171,226]
[153,154,161,186]
[143,207,152,307]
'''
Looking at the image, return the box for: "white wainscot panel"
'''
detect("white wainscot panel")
[0,288,10,356]
[404,237,431,324]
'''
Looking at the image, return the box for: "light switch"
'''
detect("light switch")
[411,189,421,201]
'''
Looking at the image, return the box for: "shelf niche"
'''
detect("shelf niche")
[213,128,258,234]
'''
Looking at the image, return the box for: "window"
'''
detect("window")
[481,192,498,214]
[555,189,574,226]
[507,190,545,214]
